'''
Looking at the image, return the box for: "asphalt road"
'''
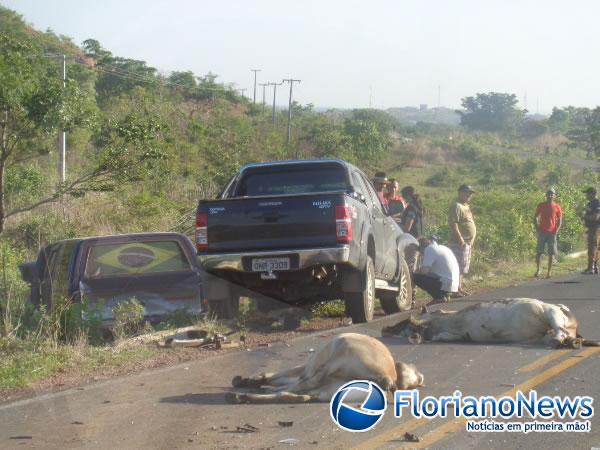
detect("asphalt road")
[1,273,599,450]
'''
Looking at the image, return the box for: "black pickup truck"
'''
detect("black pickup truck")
[196,159,417,323]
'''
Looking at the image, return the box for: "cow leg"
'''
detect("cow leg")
[225,391,315,404]
[232,365,304,388]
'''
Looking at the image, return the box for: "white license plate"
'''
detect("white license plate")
[252,257,290,272]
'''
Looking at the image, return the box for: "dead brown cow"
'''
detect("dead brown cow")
[226,333,423,403]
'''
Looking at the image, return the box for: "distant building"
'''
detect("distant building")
[419,104,428,111]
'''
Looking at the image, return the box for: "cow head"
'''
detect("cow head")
[395,362,425,389]
[382,314,429,343]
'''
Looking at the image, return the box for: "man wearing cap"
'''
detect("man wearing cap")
[533,188,563,278]
[448,184,476,296]
[582,187,600,274]
[372,172,389,209]
[412,237,460,304]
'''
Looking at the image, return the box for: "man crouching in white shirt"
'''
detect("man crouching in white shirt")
[411,237,460,304]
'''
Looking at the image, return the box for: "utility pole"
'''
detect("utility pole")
[282,78,301,154]
[269,82,283,125]
[437,85,441,108]
[58,54,66,183]
[259,82,268,113]
[239,88,247,99]
[251,69,261,104]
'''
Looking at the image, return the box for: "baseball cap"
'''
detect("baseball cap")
[458,184,476,193]
[583,187,597,195]
[546,187,556,195]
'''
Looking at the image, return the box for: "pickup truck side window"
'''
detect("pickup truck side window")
[351,171,367,197]
[358,173,385,214]
[84,240,191,278]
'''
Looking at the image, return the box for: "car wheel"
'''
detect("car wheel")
[380,259,412,314]
[344,256,375,323]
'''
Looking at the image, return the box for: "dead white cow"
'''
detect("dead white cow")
[226,333,424,403]
[383,298,599,348]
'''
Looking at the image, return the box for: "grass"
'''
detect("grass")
[0,336,159,390]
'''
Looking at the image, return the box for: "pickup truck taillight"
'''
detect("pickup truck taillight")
[335,205,352,243]
[196,212,208,251]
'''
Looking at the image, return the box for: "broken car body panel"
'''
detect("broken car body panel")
[19,232,205,323]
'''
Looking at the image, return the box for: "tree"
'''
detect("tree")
[458,92,526,134]
[0,33,167,235]
[344,119,390,165]
[547,107,570,135]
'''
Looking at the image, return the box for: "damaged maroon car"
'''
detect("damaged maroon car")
[19,232,206,324]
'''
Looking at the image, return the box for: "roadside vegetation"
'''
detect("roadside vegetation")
[0,6,599,395]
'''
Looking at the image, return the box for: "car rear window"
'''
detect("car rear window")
[84,241,191,278]
[234,164,349,196]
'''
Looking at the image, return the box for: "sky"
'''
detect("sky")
[3,0,600,113]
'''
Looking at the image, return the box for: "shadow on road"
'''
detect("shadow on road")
[160,392,231,405]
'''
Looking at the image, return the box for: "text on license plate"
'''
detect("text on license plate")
[252,257,290,272]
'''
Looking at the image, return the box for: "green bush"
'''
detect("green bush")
[111,298,145,339]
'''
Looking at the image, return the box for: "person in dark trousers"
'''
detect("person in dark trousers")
[412,237,459,304]
[400,186,424,273]
[582,187,600,274]
[533,188,563,279]
[400,186,424,238]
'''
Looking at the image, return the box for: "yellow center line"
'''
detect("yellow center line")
[413,347,600,449]
[517,349,572,373]
[355,347,599,450]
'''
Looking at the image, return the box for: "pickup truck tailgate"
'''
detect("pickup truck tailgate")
[200,194,343,252]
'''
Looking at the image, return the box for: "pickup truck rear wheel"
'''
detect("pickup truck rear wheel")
[380,259,412,314]
[344,256,375,323]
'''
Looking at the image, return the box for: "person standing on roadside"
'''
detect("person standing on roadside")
[385,179,405,206]
[372,172,389,209]
[399,186,424,272]
[385,179,405,223]
[448,184,476,296]
[582,187,600,274]
[533,188,563,279]
[400,186,424,238]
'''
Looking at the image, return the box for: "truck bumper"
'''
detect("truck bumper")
[199,245,352,272]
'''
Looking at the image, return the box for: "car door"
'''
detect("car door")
[358,172,398,279]
[357,172,391,276]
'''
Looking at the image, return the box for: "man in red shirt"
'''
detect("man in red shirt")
[533,188,563,278]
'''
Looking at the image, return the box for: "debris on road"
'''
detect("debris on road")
[158,329,232,349]
[278,421,294,427]
[279,438,300,445]
[403,432,420,442]
[9,436,33,440]
[223,423,260,433]
[71,421,84,425]
[499,383,515,387]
